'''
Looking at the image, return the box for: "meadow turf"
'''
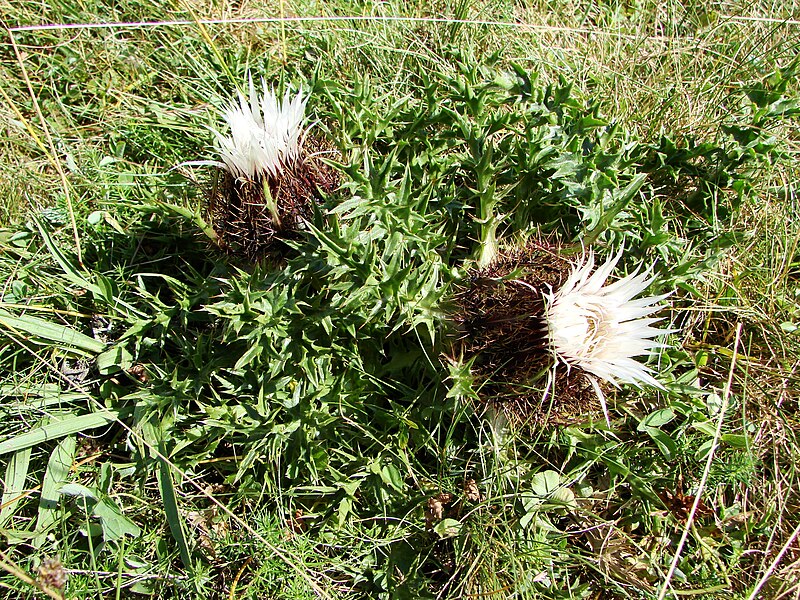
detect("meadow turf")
[1,0,800,598]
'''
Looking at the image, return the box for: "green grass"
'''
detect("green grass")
[1,0,800,598]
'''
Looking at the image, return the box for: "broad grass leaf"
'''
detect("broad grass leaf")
[156,451,192,568]
[31,214,100,296]
[0,408,132,456]
[0,447,32,529]
[0,308,105,354]
[0,383,89,407]
[35,436,77,545]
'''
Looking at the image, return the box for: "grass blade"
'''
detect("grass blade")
[34,435,77,545]
[0,383,90,409]
[0,448,32,528]
[0,308,105,354]
[0,408,132,456]
[31,214,101,297]
[31,215,146,319]
[156,447,192,569]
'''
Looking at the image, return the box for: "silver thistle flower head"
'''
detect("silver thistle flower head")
[211,76,307,180]
[543,250,673,390]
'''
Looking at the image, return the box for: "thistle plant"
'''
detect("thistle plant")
[454,242,674,425]
[206,75,337,258]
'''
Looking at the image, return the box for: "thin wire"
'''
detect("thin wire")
[747,520,800,600]
[726,15,800,26]
[4,15,642,34]
[656,322,743,600]
[9,13,796,37]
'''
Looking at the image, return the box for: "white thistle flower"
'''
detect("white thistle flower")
[543,250,673,420]
[211,76,307,180]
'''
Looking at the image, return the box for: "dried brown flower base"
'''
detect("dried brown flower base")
[208,145,339,260]
[486,369,606,427]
